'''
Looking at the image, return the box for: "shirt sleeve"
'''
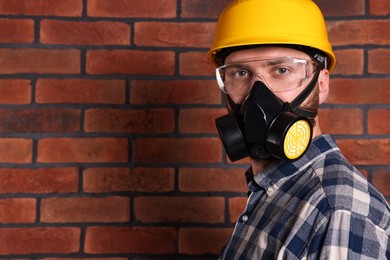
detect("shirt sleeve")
[309,209,390,259]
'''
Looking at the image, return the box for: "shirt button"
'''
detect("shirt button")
[242,215,248,222]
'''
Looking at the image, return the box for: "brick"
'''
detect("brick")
[0,108,80,133]
[85,227,177,254]
[134,138,222,163]
[331,49,364,75]
[0,0,82,16]
[318,108,363,135]
[135,22,215,48]
[87,0,176,18]
[0,19,34,43]
[134,196,225,223]
[0,79,31,104]
[179,228,232,255]
[83,167,175,193]
[337,139,390,165]
[179,108,228,134]
[0,198,36,223]
[0,48,80,74]
[130,80,221,105]
[180,52,215,76]
[40,20,130,45]
[315,0,365,17]
[41,196,130,223]
[0,168,78,194]
[326,78,390,104]
[38,138,128,163]
[368,109,390,135]
[370,0,390,15]
[358,169,368,179]
[181,0,231,18]
[327,20,390,46]
[84,108,175,133]
[86,50,174,75]
[229,197,247,223]
[179,168,247,192]
[0,138,32,163]
[368,49,390,74]
[371,169,390,196]
[36,79,125,104]
[0,228,80,254]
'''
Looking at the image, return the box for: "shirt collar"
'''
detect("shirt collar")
[247,134,340,196]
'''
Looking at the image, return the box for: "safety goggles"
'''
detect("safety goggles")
[216,57,321,96]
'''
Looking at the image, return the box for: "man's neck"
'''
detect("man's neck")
[251,158,276,176]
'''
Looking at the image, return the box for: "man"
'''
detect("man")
[206,0,390,259]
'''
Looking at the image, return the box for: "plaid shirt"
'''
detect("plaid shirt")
[219,135,390,259]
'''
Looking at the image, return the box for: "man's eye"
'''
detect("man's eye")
[276,67,289,75]
[234,70,250,78]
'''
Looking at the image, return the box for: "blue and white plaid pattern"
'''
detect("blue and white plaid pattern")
[219,135,390,259]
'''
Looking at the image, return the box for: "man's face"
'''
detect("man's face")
[223,46,320,108]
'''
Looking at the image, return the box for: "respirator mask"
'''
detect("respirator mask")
[215,56,323,162]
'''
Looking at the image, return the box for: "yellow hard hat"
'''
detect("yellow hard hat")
[207,0,336,72]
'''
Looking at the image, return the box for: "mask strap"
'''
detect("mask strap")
[288,68,321,119]
[226,94,240,116]
[294,107,317,118]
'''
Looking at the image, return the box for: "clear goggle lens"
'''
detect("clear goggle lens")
[216,57,320,96]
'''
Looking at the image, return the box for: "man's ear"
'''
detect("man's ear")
[318,69,329,104]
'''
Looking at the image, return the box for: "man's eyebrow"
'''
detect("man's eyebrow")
[225,63,251,70]
[265,58,288,66]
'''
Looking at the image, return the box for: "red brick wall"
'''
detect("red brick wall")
[0,0,388,258]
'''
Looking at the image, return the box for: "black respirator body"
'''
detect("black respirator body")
[215,70,320,162]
